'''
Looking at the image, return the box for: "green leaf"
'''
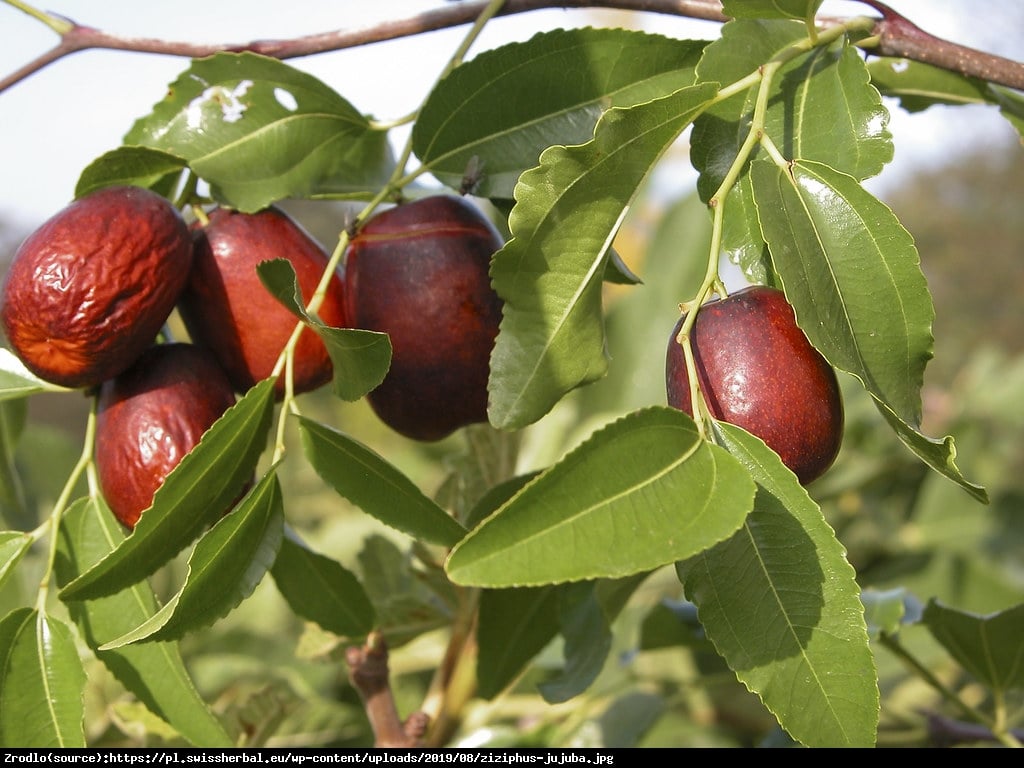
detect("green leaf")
[256,259,391,401]
[124,52,395,211]
[357,535,452,647]
[874,397,987,502]
[271,529,375,638]
[0,608,86,747]
[0,348,66,399]
[0,399,29,523]
[692,21,891,266]
[75,146,188,200]
[0,531,32,593]
[867,58,994,112]
[722,0,823,20]
[413,27,705,198]
[98,471,284,648]
[922,600,1024,691]
[55,497,232,746]
[677,421,878,748]
[446,407,755,587]
[476,586,561,699]
[537,582,612,704]
[298,417,466,548]
[751,158,933,426]
[60,379,275,601]
[489,84,717,429]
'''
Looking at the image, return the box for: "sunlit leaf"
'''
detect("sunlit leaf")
[124,52,395,211]
[271,529,375,638]
[874,397,987,502]
[0,531,32,593]
[489,84,717,429]
[414,27,704,198]
[56,497,232,746]
[722,0,823,21]
[677,421,878,748]
[298,417,466,548]
[0,608,86,747]
[751,158,932,426]
[60,379,275,601]
[0,348,66,399]
[257,259,391,401]
[447,407,754,587]
[922,600,1024,691]
[75,146,188,201]
[99,471,284,648]
[867,58,993,112]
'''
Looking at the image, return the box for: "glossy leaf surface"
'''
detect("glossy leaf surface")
[0,608,86,747]
[414,27,704,198]
[298,417,466,548]
[56,497,232,746]
[271,529,375,638]
[124,52,394,211]
[99,471,284,648]
[257,259,391,401]
[488,84,717,429]
[60,379,275,601]
[678,421,878,748]
[447,407,755,587]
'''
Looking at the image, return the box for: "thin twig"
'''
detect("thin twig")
[2,0,1023,95]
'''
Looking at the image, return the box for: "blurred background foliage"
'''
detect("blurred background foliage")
[0,132,1021,747]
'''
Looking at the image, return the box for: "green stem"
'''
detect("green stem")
[267,0,508,463]
[878,632,1022,748]
[3,0,73,34]
[35,398,97,610]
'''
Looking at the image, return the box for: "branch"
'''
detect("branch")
[346,632,430,748]
[2,0,1023,95]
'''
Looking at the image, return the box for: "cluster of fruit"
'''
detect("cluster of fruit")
[0,184,844,531]
[0,186,504,529]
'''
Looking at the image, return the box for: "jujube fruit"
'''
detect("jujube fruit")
[0,185,192,389]
[178,206,347,398]
[665,285,843,485]
[95,342,239,530]
[344,195,504,441]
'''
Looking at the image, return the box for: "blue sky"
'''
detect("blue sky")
[0,0,1020,233]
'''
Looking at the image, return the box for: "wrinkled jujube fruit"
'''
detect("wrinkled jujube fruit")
[95,342,239,530]
[665,285,843,485]
[0,185,192,389]
[178,206,347,398]
[344,195,504,441]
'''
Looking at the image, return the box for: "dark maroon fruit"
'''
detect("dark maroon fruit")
[95,343,238,530]
[344,195,504,441]
[178,206,347,398]
[665,285,843,485]
[0,186,192,389]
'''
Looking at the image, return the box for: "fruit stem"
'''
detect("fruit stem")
[3,0,74,35]
[268,0,510,460]
[35,397,98,609]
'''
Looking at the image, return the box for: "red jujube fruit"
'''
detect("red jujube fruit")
[95,343,239,530]
[344,195,504,441]
[665,285,843,485]
[0,185,192,389]
[178,206,347,398]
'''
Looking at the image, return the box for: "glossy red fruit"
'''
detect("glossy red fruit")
[95,343,239,530]
[665,285,843,485]
[0,186,192,389]
[344,195,504,441]
[178,206,347,398]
